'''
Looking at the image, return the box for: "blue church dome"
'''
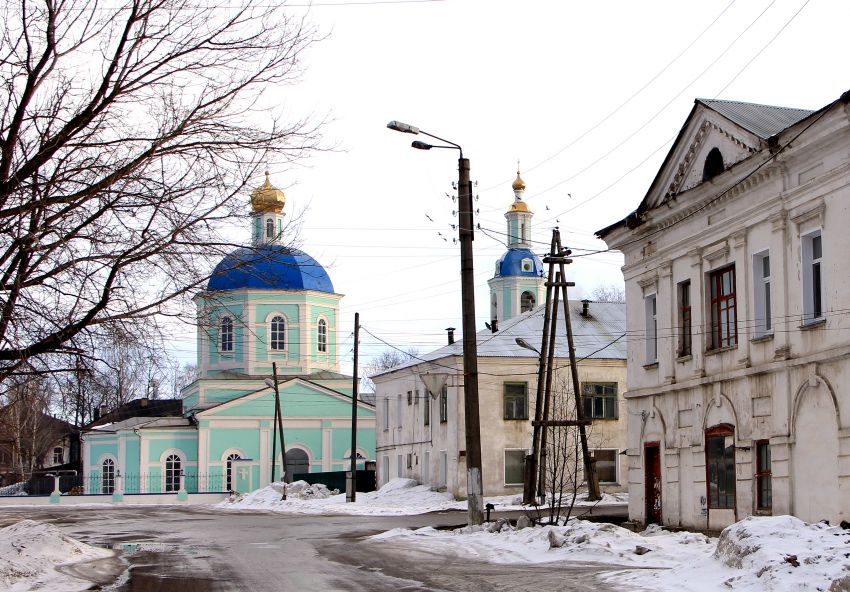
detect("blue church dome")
[208,245,334,293]
[495,248,544,278]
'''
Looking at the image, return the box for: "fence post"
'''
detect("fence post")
[177,470,188,502]
[49,475,61,504]
[112,470,124,503]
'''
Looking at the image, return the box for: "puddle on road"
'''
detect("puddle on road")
[103,541,220,592]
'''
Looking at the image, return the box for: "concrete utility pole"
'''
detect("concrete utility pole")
[386,120,484,525]
[348,312,360,503]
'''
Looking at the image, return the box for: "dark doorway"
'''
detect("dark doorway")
[284,449,309,483]
[645,442,662,524]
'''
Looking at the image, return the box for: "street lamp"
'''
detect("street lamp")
[387,120,484,526]
[516,336,546,504]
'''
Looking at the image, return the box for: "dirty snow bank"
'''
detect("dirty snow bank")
[374,515,850,591]
[0,519,114,591]
[217,477,627,517]
[372,518,713,567]
[610,515,850,591]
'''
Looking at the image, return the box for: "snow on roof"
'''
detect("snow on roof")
[86,415,189,433]
[374,300,626,378]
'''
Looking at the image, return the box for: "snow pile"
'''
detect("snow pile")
[0,519,114,591]
[271,480,336,499]
[217,478,628,517]
[372,517,713,567]
[219,478,459,515]
[0,481,27,496]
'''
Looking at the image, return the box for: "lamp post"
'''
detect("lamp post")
[516,336,545,504]
[387,120,484,525]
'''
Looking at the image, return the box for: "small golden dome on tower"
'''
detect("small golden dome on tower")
[511,170,526,192]
[509,201,530,213]
[250,171,286,214]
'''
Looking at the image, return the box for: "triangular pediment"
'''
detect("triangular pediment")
[196,377,374,419]
[642,102,765,211]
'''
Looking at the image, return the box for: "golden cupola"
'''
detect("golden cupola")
[250,171,286,214]
[509,169,530,213]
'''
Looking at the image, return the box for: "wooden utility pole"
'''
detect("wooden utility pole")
[348,313,360,503]
[523,228,601,504]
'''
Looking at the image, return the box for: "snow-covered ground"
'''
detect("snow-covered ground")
[0,519,115,591]
[217,477,627,516]
[223,479,850,590]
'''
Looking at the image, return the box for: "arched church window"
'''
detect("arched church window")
[703,147,725,182]
[270,316,286,350]
[521,291,535,312]
[165,454,182,492]
[220,317,234,352]
[101,458,115,494]
[266,218,274,238]
[225,453,241,491]
[317,318,328,353]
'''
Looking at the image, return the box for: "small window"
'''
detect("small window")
[753,252,772,338]
[755,440,772,511]
[520,291,535,312]
[592,449,618,484]
[705,426,735,509]
[317,319,328,353]
[504,449,527,486]
[677,280,692,356]
[101,458,115,494]
[165,454,182,492]
[503,383,528,420]
[521,258,533,273]
[802,231,823,323]
[266,218,274,238]
[439,385,448,423]
[407,390,413,405]
[581,383,618,419]
[709,265,737,350]
[225,453,241,491]
[424,392,431,426]
[220,317,234,353]
[645,294,657,363]
[52,446,63,465]
[396,394,403,429]
[406,453,412,469]
[270,315,286,350]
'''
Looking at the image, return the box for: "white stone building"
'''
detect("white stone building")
[372,301,628,498]
[597,90,850,530]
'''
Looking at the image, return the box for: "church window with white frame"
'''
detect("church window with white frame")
[317,318,328,352]
[270,315,286,350]
[220,317,234,352]
[101,458,115,494]
[165,454,182,492]
[225,453,241,491]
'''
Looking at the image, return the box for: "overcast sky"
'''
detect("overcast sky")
[169,0,850,373]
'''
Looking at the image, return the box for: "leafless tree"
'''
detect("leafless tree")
[590,284,625,303]
[361,348,420,394]
[0,0,322,380]
[0,373,64,479]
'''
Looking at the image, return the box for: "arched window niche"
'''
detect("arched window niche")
[703,147,725,182]
[520,291,536,312]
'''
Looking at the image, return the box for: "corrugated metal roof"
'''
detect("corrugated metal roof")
[375,301,626,377]
[698,99,814,139]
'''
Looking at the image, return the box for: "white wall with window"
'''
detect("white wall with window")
[644,294,657,364]
[752,251,772,338]
[801,230,823,324]
[598,89,850,529]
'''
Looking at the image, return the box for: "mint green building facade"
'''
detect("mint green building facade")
[82,175,375,495]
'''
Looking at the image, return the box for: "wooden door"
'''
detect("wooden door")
[645,442,662,524]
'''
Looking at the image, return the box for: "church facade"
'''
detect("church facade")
[82,175,375,496]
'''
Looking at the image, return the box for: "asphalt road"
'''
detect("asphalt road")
[0,506,631,591]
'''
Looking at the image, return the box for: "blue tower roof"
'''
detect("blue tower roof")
[208,245,334,293]
[495,248,544,278]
